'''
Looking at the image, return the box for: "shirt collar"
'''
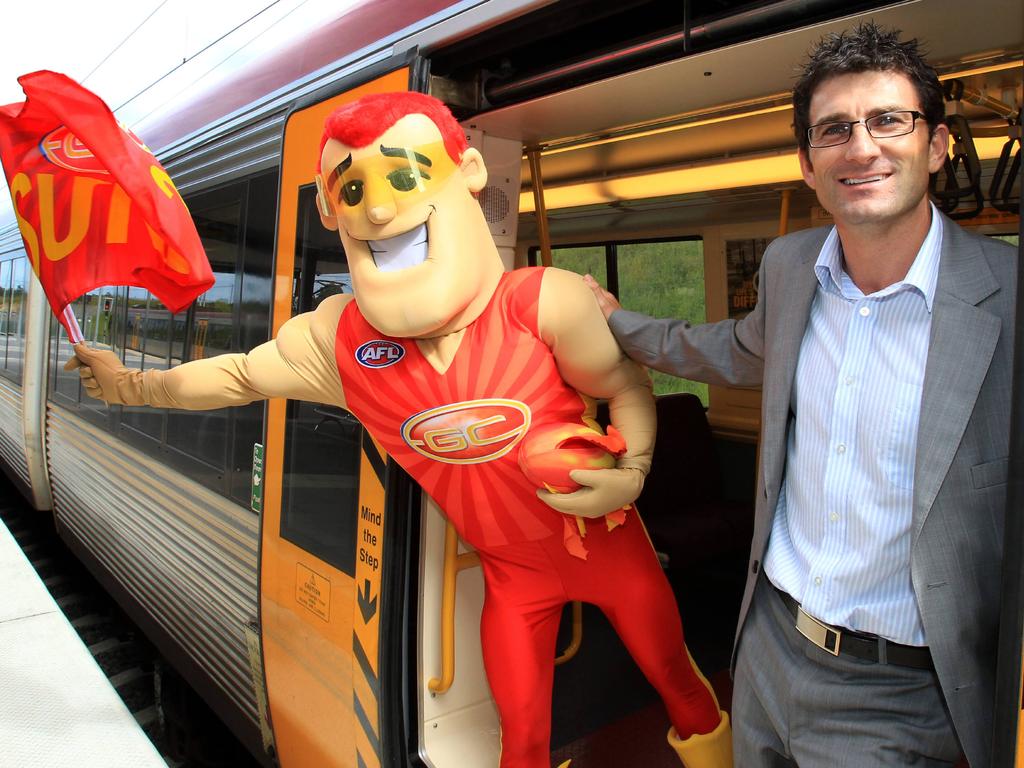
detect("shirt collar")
[813,203,944,312]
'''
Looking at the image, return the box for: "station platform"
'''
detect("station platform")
[0,513,167,768]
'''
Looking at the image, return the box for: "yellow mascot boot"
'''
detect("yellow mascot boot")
[667,711,733,768]
[667,646,732,766]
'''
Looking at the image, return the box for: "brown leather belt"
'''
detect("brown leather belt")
[773,584,934,671]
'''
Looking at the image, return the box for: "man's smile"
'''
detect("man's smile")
[841,175,887,185]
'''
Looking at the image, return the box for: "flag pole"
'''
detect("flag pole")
[62,304,84,344]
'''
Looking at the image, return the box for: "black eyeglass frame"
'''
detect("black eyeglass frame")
[806,110,925,148]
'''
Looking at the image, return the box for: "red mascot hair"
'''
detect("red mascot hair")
[319,92,468,167]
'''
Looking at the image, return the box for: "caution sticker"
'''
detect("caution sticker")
[295,562,330,621]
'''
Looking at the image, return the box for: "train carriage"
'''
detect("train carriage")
[0,0,1021,766]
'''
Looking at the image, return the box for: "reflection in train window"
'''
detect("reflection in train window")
[0,256,28,381]
[278,183,360,574]
[47,170,276,507]
[530,238,707,402]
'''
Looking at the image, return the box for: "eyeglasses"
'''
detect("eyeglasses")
[806,110,924,148]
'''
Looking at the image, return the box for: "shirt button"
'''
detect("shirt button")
[845,375,855,385]
[830,512,839,522]
[859,306,871,317]
[836,443,847,454]
[814,576,823,586]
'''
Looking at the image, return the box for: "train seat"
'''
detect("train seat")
[634,393,754,569]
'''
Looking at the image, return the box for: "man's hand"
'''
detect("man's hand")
[537,466,644,518]
[582,274,622,320]
[64,344,144,405]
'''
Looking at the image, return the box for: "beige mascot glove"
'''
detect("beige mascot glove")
[537,466,646,519]
[64,344,146,406]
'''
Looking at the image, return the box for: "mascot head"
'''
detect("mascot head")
[317,92,503,338]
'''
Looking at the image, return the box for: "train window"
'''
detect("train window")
[0,259,11,370]
[164,196,241,474]
[278,184,360,574]
[549,246,608,288]
[120,290,175,441]
[617,240,707,404]
[47,171,276,507]
[4,257,27,379]
[529,237,708,403]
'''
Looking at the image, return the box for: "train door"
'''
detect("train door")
[259,64,415,768]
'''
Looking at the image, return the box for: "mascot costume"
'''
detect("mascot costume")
[69,92,732,768]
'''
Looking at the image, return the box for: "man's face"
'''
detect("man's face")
[319,113,494,338]
[798,70,948,231]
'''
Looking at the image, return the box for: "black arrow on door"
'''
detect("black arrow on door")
[358,579,378,623]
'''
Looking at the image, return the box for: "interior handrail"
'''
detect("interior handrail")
[989,110,1021,214]
[429,520,584,694]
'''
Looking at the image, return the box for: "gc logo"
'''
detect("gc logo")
[401,399,531,465]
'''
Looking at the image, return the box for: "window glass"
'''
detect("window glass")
[78,288,118,417]
[51,296,84,402]
[230,177,275,504]
[165,197,240,470]
[617,240,707,403]
[120,290,165,441]
[280,184,360,574]
[45,172,275,507]
[0,260,11,369]
[551,246,607,287]
[7,258,27,378]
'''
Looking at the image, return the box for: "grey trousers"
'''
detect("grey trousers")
[732,576,963,767]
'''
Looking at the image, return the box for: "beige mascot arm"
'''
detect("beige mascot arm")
[67,294,351,409]
[536,268,655,519]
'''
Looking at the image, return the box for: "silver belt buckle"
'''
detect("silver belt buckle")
[795,606,841,655]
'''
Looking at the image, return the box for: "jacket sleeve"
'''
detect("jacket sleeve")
[607,248,770,389]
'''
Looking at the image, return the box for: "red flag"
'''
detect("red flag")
[0,71,213,340]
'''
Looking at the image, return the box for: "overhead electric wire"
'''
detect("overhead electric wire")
[81,1,171,86]
[110,0,291,115]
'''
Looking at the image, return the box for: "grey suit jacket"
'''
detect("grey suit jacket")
[609,215,1016,768]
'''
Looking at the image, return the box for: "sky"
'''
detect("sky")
[0,0,360,222]
[0,1,287,113]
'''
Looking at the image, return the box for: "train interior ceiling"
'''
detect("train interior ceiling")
[447,0,1020,240]
[416,0,1021,765]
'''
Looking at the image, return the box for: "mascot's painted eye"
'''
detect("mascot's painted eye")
[342,180,364,206]
[387,168,429,192]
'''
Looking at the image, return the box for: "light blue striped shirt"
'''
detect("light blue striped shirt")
[764,206,943,646]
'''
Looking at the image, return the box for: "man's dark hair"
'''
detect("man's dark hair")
[792,22,944,151]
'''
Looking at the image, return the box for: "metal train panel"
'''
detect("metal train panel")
[162,111,287,196]
[0,378,28,486]
[45,404,262,730]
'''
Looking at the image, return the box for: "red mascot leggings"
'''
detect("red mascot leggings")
[476,512,721,768]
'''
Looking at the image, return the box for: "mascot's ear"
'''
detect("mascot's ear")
[315,174,339,231]
[459,147,487,194]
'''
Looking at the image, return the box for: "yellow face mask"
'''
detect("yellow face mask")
[318,140,458,221]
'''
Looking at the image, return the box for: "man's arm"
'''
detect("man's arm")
[584,266,766,389]
[536,268,656,518]
[68,294,352,409]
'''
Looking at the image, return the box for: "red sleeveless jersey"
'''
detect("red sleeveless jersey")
[335,267,590,550]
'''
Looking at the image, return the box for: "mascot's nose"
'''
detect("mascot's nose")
[364,176,397,224]
[367,204,396,224]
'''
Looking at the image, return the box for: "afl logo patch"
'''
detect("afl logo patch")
[402,399,532,465]
[356,339,405,368]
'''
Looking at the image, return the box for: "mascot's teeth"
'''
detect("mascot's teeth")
[368,223,428,272]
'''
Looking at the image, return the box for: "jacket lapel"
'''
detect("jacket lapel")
[912,216,1001,540]
[761,235,823,500]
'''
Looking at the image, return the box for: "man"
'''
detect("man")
[586,23,1015,768]
[68,92,730,767]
